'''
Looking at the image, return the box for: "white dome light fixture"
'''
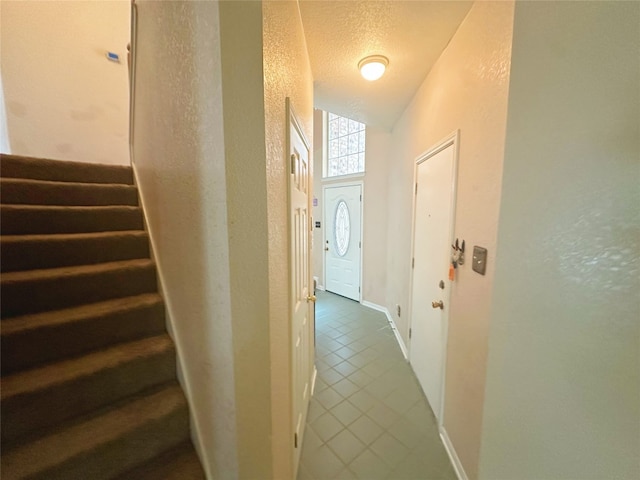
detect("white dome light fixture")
[358,55,389,81]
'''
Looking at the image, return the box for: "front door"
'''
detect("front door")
[409,136,457,424]
[288,101,314,475]
[324,184,362,301]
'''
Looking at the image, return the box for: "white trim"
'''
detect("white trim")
[321,171,366,184]
[361,301,409,361]
[440,426,469,480]
[407,130,460,427]
[316,284,326,291]
[310,366,318,396]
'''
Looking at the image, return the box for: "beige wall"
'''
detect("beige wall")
[133,1,314,478]
[132,2,238,477]
[311,111,392,307]
[218,3,275,478]
[480,2,640,478]
[312,110,324,286]
[262,1,314,477]
[361,126,392,306]
[1,1,129,165]
[384,2,514,478]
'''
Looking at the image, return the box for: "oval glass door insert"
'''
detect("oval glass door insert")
[334,200,350,257]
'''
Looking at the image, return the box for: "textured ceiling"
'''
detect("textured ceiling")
[299,1,473,129]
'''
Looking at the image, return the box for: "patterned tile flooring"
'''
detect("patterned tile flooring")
[297,291,457,480]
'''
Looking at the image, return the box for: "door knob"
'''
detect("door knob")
[324,247,329,251]
[307,295,317,303]
[431,300,444,309]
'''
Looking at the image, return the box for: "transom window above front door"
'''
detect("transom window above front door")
[325,112,366,177]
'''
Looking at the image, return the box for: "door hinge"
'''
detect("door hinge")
[412,257,415,269]
[291,154,296,174]
[409,328,412,339]
[415,183,418,195]
[360,194,362,201]
[294,432,298,448]
[359,241,361,248]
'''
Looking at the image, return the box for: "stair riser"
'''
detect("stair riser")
[1,206,143,234]
[1,265,158,318]
[116,442,205,480]
[1,349,177,446]
[0,154,133,185]
[34,405,190,480]
[0,179,138,206]
[1,234,150,272]
[1,300,166,375]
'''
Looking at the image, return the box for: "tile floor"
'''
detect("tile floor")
[297,291,457,480]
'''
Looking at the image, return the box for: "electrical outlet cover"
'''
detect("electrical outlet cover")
[472,246,487,275]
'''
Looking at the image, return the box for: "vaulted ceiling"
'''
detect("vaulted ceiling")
[298,1,473,130]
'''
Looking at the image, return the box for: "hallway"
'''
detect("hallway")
[297,291,456,480]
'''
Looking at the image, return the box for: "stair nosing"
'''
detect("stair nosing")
[0,230,148,243]
[0,177,138,189]
[1,334,174,400]
[0,258,155,283]
[1,293,163,335]
[0,384,186,479]
[0,204,141,212]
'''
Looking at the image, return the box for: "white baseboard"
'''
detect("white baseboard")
[440,426,468,480]
[361,301,409,361]
[310,366,318,396]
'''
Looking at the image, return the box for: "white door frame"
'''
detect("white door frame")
[286,98,315,475]
[407,130,459,425]
[321,180,364,302]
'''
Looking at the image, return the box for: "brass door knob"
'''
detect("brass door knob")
[431,300,444,309]
[307,295,317,303]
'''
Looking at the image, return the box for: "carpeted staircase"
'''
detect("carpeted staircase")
[0,154,205,480]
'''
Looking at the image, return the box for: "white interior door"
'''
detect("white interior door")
[289,102,313,474]
[409,138,457,424]
[324,184,362,301]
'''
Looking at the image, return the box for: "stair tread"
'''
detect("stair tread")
[1,258,154,284]
[0,383,186,479]
[1,334,173,400]
[0,177,137,190]
[117,442,205,480]
[2,293,162,337]
[1,230,148,243]
[1,204,141,212]
[0,154,133,185]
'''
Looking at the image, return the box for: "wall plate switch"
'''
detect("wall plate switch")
[472,246,487,275]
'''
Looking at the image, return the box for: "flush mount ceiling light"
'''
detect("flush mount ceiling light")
[358,55,389,81]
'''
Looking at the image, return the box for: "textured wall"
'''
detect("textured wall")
[0,76,9,152]
[1,1,129,164]
[132,2,238,477]
[361,126,392,306]
[218,2,274,478]
[384,2,514,478]
[262,1,314,477]
[312,109,324,287]
[480,2,640,478]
